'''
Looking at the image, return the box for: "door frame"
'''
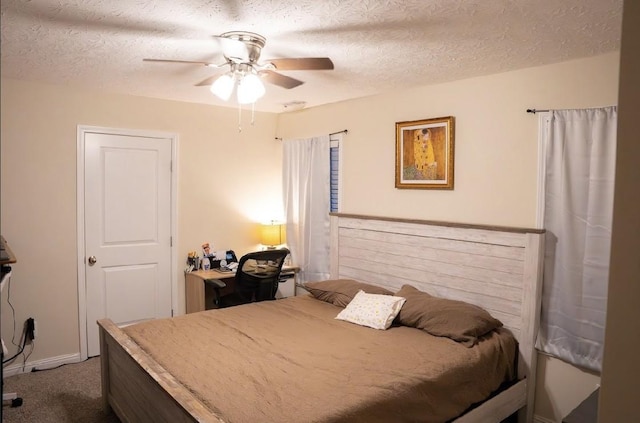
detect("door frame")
[76,125,179,360]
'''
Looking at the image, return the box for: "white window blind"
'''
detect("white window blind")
[329,134,343,213]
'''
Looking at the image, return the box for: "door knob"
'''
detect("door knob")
[88,256,97,265]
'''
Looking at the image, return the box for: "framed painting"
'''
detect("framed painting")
[395,116,455,189]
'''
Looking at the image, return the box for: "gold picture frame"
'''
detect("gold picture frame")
[395,116,455,189]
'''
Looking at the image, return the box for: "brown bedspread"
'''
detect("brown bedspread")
[123,295,516,423]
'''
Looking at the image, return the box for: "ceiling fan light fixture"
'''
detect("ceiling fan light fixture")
[210,73,235,101]
[145,30,334,108]
[237,73,265,104]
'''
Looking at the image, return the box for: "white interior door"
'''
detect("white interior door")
[84,132,173,357]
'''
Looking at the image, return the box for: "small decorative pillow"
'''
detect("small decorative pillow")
[395,284,503,347]
[335,290,406,330]
[304,279,394,307]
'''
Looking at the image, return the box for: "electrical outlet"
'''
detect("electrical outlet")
[26,317,35,342]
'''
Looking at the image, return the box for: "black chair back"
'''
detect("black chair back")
[233,248,290,304]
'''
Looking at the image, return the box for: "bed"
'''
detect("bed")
[98,213,545,423]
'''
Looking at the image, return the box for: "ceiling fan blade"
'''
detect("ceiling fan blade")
[260,70,304,89]
[143,58,221,67]
[195,76,219,87]
[266,58,334,71]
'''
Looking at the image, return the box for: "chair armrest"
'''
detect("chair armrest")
[204,278,227,289]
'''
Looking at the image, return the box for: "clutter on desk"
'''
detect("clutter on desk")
[201,242,215,271]
[208,250,238,269]
[202,257,211,270]
[220,261,238,272]
[185,251,199,273]
[185,246,238,273]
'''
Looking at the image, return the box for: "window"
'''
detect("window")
[329,134,343,212]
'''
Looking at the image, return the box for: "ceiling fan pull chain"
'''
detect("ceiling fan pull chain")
[251,102,256,126]
[238,102,243,133]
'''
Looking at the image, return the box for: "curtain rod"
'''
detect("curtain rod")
[526,108,550,114]
[274,129,348,141]
[330,129,348,136]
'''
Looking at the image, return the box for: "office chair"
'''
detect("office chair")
[212,248,290,308]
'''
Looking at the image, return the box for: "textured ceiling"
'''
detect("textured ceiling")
[0,0,623,113]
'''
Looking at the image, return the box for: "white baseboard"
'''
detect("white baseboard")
[2,352,82,378]
[534,415,557,423]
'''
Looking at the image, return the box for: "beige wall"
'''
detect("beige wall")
[277,52,619,229]
[600,1,640,421]
[1,51,623,423]
[277,52,619,422]
[1,79,282,364]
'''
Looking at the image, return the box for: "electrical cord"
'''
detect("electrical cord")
[4,271,20,349]
[30,356,92,373]
[2,330,27,364]
[21,341,35,372]
[2,272,27,364]
[2,271,35,366]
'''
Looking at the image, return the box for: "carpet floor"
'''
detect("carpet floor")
[2,357,120,423]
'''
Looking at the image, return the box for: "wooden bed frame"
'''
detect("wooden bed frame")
[98,213,544,423]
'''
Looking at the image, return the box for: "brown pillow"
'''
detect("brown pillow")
[395,284,502,347]
[304,279,393,307]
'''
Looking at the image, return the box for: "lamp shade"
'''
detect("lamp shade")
[237,73,265,104]
[260,222,283,247]
[210,74,235,101]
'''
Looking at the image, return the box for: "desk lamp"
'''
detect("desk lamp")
[260,221,284,249]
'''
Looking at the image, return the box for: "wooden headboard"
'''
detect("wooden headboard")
[329,213,545,422]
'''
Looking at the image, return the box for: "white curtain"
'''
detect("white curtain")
[282,135,331,284]
[537,106,617,372]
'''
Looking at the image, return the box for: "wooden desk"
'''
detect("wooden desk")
[185,266,300,314]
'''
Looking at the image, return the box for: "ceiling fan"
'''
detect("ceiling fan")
[144,31,334,104]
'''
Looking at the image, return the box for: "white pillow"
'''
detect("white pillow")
[335,290,406,330]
